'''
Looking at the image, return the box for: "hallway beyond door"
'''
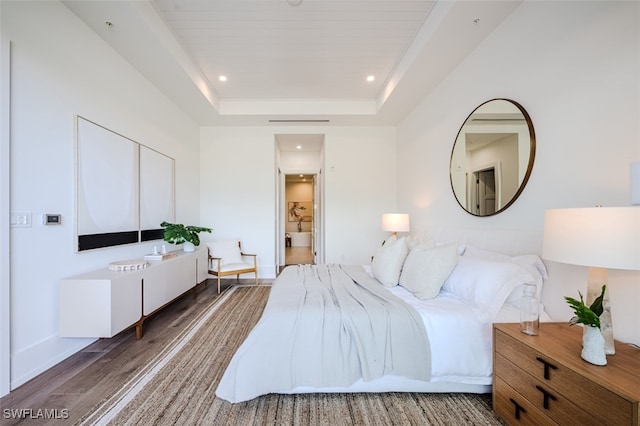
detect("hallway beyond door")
[285,247,314,265]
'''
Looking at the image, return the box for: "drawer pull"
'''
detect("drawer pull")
[509,398,527,420]
[535,385,558,409]
[536,356,558,379]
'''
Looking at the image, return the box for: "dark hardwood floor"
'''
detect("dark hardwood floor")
[0,279,271,425]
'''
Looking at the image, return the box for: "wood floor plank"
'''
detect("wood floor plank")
[0,279,262,425]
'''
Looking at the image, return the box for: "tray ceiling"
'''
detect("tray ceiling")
[63,0,521,125]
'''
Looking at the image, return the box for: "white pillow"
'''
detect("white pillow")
[462,245,547,304]
[371,236,409,287]
[405,236,422,251]
[442,256,535,318]
[207,240,242,265]
[503,254,548,305]
[399,243,458,299]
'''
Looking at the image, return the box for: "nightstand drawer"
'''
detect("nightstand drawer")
[495,328,632,423]
[494,324,639,426]
[495,353,597,426]
[494,376,557,426]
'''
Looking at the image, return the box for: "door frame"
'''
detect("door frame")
[278,170,324,268]
[468,161,502,215]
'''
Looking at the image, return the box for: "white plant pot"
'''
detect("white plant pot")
[182,241,195,252]
[581,326,607,366]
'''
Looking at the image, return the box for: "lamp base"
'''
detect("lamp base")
[587,267,615,355]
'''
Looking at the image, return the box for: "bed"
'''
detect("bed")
[216,237,549,403]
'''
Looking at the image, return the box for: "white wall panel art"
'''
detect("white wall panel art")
[75,116,174,251]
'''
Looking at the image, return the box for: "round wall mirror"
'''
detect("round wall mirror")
[449,99,535,216]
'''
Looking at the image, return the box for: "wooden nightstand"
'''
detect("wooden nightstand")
[493,322,640,426]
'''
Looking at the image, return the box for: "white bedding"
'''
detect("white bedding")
[216,261,549,402]
[216,264,432,403]
[286,285,507,397]
[388,285,495,383]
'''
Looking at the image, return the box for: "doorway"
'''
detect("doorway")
[275,134,324,272]
[284,174,315,266]
[468,161,501,215]
[475,168,496,215]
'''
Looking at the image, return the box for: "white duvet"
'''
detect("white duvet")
[216,264,522,403]
[216,264,431,403]
[386,285,495,384]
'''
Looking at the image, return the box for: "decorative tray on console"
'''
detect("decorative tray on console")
[108,259,149,271]
[143,252,178,261]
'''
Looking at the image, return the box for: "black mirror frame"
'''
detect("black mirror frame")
[449,98,536,217]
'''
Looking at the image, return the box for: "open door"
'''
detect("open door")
[469,161,502,215]
[475,168,496,215]
[313,170,324,264]
[275,168,285,273]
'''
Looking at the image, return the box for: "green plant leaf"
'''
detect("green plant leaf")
[161,221,212,246]
[564,290,601,329]
[589,285,606,317]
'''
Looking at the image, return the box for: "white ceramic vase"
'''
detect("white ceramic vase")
[182,241,195,252]
[582,326,607,366]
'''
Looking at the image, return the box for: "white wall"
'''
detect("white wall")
[280,150,322,173]
[397,1,640,344]
[200,126,397,276]
[2,1,201,390]
[323,127,398,264]
[1,37,10,397]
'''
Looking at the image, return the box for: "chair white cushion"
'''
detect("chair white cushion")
[207,240,242,266]
[210,262,253,273]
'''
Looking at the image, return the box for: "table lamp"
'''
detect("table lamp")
[542,206,640,355]
[382,213,410,237]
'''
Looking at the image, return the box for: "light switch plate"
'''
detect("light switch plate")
[10,212,31,227]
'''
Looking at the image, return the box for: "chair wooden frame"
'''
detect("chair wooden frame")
[207,242,258,293]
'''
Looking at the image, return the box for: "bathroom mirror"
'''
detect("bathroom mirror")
[449,99,535,216]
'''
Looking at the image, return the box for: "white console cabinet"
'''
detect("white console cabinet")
[60,249,208,339]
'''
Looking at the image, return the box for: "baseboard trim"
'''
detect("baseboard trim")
[11,334,95,390]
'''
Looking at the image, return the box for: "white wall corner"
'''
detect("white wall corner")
[0,37,11,397]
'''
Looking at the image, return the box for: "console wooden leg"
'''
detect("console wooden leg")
[136,317,146,340]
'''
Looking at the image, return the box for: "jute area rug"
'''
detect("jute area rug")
[77,285,505,426]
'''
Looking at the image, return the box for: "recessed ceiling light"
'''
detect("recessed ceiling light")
[296,145,302,150]
[219,75,227,82]
[366,75,375,82]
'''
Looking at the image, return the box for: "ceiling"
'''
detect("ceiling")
[62,0,521,126]
[276,133,324,151]
[286,173,315,183]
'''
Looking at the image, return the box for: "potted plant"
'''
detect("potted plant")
[564,285,607,366]
[160,221,212,252]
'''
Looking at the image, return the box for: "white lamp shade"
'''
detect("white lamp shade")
[542,207,640,271]
[382,213,410,233]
